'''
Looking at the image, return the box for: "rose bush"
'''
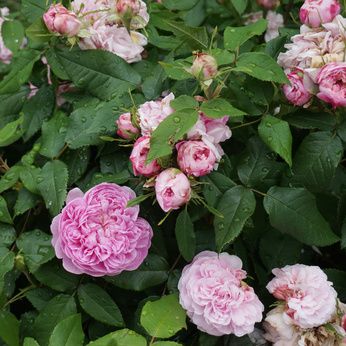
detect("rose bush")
[0,0,345,345]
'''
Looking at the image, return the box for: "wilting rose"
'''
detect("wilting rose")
[283,68,312,106]
[0,8,12,64]
[43,4,81,37]
[51,183,153,277]
[176,140,217,177]
[130,136,161,177]
[178,251,264,337]
[299,0,341,28]
[316,62,346,108]
[190,53,218,81]
[267,264,338,329]
[155,168,191,212]
[116,112,139,139]
[138,93,175,136]
[256,0,279,9]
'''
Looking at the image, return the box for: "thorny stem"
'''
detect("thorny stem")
[3,285,35,308]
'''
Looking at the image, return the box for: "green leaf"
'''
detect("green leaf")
[0,87,28,118]
[34,260,79,292]
[0,196,12,224]
[263,186,339,246]
[62,147,91,185]
[148,109,199,162]
[234,52,288,83]
[288,132,343,191]
[22,85,55,141]
[0,166,21,194]
[40,111,69,159]
[140,294,187,338]
[258,115,292,166]
[200,99,246,118]
[0,224,16,247]
[0,49,41,94]
[87,329,146,346]
[19,166,40,194]
[0,247,15,285]
[48,314,84,346]
[153,343,183,346]
[16,230,54,273]
[159,61,192,81]
[324,269,346,301]
[171,95,198,111]
[37,160,68,216]
[230,0,248,15]
[22,0,52,24]
[14,188,39,216]
[34,294,77,346]
[162,0,199,10]
[106,254,169,291]
[214,186,256,251]
[0,310,19,346]
[0,116,23,147]
[175,208,196,261]
[78,284,124,327]
[224,19,267,51]
[26,288,57,311]
[54,48,141,100]
[26,18,51,44]
[2,20,24,53]
[45,47,69,80]
[23,338,40,346]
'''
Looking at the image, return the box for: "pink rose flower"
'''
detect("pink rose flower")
[51,183,153,277]
[176,140,217,177]
[283,68,312,106]
[155,168,191,212]
[190,53,218,81]
[178,251,264,337]
[116,0,141,16]
[71,0,110,24]
[115,0,149,29]
[299,0,341,28]
[138,93,175,136]
[0,8,12,64]
[265,11,284,42]
[116,112,139,139]
[130,136,162,177]
[316,62,346,108]
[266,264,337,329]
[43,4,81,37]
[256,0,279,9]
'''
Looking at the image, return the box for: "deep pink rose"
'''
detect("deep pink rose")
[116,112,139,139]
[155,168,191,212]
[43,4,81,37]
[256,0,279,9]
[316,62,346,108]
[190,53,218,81]
[283,68,312,106]
[267,264,337,329]
[299,0,341,27]
[51,183,153,277]
[176,140,217,177]
[178,251,264,337]
[130,136,161,177]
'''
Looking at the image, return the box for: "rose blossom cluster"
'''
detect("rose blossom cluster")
[264,264,346,345]
[51,182,153,277]
[0,8,13,64]
[116,92,232,212]
[178,251,264,337]
[43,0,149,63]
[278,0,346,108]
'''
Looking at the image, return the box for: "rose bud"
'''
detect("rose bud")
[43,4,81,37]
[116,112,139,140]
[155,168,191,212]
[316,62,346,108]
[130,136,162,177]
[282,68,312,107]
[299,0,341,28]
[256,0,279,9]
[176,141,217,177]
[190,53,218,81]
[115,0,141,16]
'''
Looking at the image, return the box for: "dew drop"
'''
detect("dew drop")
[173,117,180,123]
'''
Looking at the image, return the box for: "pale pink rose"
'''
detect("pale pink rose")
[316,62,346,108]
[0,8,12,64]
[176,140,217,177]
[115,0,149,29]
[56,83,74,106]
[116,0,141,16]
[138,93,175,136]
[51,183,153,277]
[256,0,279,9]
[283,68,312,106]
[342,314,346,331]
[267,264,338,329]
[155,168,191,212]
[265,11,284,42]
[299,0,341,28]
[178,251,264,337]
[116,112,139,139]
[190,53,218,81]
[71,0,110,24]
[79,24,147,63]
[129,0,149,29]
[130,136,161,177]
[43,4,81,37]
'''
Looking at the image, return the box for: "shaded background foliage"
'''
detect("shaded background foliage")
[0,0,345,345]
